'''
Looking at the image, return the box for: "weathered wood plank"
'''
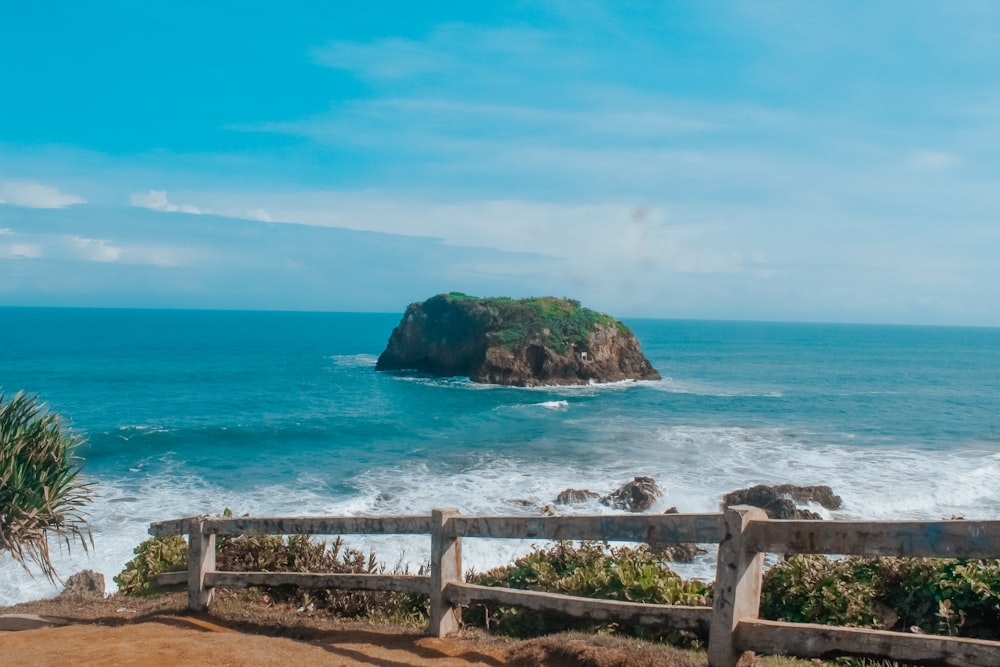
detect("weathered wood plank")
[447,582,712,632]
[151,571,188,587]
[203,571,431,594]
[429,508,462,638]
[707,506,767,667]
[448,513,726,543]
[736,619,1000,667]
[201,515,433,537]
[188,519,215,611]
[149,517,196,537]
[746,519,1000,558]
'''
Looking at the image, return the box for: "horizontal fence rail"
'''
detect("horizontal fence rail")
[447,512,726,543]
[746,518,1000,558]
[736,619,1000,667]
[148,508,1000,667]
[150,515,432,538]
[449,582,712,632]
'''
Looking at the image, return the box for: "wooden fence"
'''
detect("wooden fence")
[149,507,1000,667]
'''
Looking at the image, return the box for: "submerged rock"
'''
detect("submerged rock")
[721,484,836,520]
[770,484,842,510]
[650,542,706,562]
[554,488,601,505]
[375,293,661,387]
[601,476,662,512]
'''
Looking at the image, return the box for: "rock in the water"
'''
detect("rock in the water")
[60,569,105,599]
[555,488,601,505]
[721,484,826,520]
[771,484,842,510]
[650,541,705,562]
[376,294,661,387]
[601,476,661,512]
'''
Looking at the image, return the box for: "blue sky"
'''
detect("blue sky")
[1,2,998,324]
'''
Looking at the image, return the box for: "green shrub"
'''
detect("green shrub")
[761,554,883,627]
[466,541,710,642]
[440,293,629,354]
[116,530,429,624]
[762,554,1000,640]
[114,535,188,596]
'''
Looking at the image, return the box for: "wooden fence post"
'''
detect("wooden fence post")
[707,505,767,667]
[429,508,462,637]
[187,518,216,611]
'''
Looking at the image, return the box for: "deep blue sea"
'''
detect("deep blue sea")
[2,308,999,604]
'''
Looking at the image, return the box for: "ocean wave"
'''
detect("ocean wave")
[115,424,175,438]
[651,377,783,398]
[497,400,570,411]
[5,429,1000,606]
[328,354,379,368]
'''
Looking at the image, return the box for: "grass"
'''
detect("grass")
[440,293,629,354]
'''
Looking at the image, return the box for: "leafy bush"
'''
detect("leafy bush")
[466,541,710,642]
[114,535,188,596]
[0,391,93,582]
[762,554,1000,640]
[116,531,429,623]
[441,293,629,354]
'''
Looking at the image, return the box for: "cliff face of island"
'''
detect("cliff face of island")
[375,293,661,387]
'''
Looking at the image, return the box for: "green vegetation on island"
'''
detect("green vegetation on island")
[443,292,629,354]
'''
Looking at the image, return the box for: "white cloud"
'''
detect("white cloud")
[312,25,552,82]
[119,244,198,267]
[197,193,747,290]
[906,149,960,172]
[69,236,122,263]
[0,180,86,208]
[245,207,272,222]
[313,37,446,79]
[0,243,42,259]
[130,190,203,214]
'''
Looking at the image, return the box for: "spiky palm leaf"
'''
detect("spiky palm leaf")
[0,391,93,582]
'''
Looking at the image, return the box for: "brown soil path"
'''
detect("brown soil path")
[0,618,509,667]
[0,593,710,666]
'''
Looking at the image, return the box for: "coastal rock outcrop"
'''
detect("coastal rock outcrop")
[722,484,841,520]
[59,569,105,599]
[554,477,662,513]
[601,476,662,512]
[555,488,601,505]
[376,293,661,387]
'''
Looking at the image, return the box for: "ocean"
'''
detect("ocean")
[2,307,999,605]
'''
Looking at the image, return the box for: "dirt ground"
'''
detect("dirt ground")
[0,593,708,667]
[0,619,510,667]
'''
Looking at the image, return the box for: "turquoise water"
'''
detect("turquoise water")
[2,308,999,603]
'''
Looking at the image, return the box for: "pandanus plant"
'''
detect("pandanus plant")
[0,391,93,582]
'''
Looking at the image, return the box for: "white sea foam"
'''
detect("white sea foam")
[4,427,999,605]
[328,354,379,368]
[498,400,570,411]
[652,377,783,398]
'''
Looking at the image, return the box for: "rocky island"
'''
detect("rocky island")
[376,293,661,387]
